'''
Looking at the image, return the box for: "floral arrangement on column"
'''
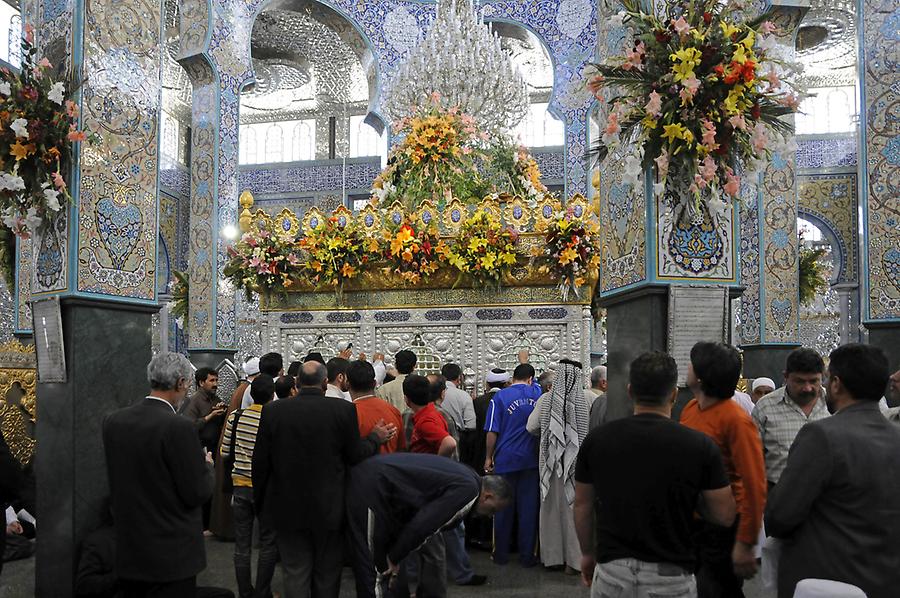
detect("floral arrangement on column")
[382,219,443,284]
[439,209,519,287]
[0,25,92,239]
[587,0,803,218]
[371,93,550,211]
[223,228,306,300]
[538,209,602,299]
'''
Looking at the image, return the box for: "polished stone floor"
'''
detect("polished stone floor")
[1,538,765,597]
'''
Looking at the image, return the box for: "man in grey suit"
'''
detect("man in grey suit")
[766,343,900,598]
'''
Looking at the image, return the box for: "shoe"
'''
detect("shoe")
[459,575,487,586]
[492,554,509,565]
[565,566,580,576]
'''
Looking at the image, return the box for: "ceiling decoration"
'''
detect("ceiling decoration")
[240,6,372,123]
[795,0,857,87]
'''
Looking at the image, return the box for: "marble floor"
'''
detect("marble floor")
[1,538,765,597]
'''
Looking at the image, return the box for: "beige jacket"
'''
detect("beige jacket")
[376,374,408,413]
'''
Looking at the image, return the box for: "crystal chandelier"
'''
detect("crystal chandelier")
[383,0,529,132]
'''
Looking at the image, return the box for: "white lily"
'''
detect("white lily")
[10,118,28,138]
[48,81,66,105]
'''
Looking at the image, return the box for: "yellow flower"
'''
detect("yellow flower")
[662,124,685,144]
[682,129,694,145]
[732,43,749,65]
[642,115,658,129]
[341,263,357,278]
[723,87,744,114]
[10,141,33,161]
[560,247,578,265]
[741,30,756,51]
[670,47,701,82]
[501,252,516,265]
[720,21,740,39]
[468,238,486,253]
[574,276,586,287]
[671,62,695,83]
[481,253,496,269]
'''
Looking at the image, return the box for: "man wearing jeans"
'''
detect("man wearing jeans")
[221,374,278,598]
[573,352,736,597]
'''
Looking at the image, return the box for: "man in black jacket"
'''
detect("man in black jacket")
[346,453,511,598]
[103,352,214,597]
[252,360,396,598]
[0,431,23,579]
[767,343,900,598]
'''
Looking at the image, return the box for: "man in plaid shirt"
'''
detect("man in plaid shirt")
[751,348,829,488]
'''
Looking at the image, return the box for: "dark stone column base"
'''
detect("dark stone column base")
[36,297,157,598]
[866,322,900,406]
[188,349,236,370]
[598,285,669,422]
[739,344,801,380]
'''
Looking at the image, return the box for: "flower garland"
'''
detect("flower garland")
[372,93,549,211]
[587,0,802,218]
[298,217,373,288]
[223,228,305,300]
[0,25,93,239]
[539,210,602,299]
[373,93,489,210]
[439,208,519,286]
[382,219,443,285]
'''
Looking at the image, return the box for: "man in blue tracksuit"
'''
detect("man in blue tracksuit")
[346,453,511,598]
[483,363,543,567]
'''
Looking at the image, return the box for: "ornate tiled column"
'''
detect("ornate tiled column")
[858,0,900,371]
[20,0,165,594]
[738,2,806,378]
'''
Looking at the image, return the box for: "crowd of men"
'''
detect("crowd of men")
[3,338,899,598]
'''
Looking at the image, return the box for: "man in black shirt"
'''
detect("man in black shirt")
[573,352,735,597]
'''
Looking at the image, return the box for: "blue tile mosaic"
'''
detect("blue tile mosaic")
[326,311,362,323]
[796,137,857,170]
[239,160,383,196]
[280,312,314,324]
[476,308,513,320]
[374,311,411,322]
[425,309,463,321]
[528,307,568,319]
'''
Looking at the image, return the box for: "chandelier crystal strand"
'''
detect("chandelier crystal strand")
[384,0,529,133]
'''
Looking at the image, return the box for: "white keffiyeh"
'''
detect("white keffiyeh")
[538,360,590,506]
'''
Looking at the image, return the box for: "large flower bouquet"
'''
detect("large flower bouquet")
[482,136,550,206]
[588,0,802,217]
[382,219,443,284]
[439,208,519,287]
[538,210,602,299]
[373,93,489,211]
[298,217,373,288]
[224,228,305,300]
[0,25,92,239]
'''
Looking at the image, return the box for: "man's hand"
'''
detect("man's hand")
[580,554,595,587]
[338,347,353,359]
[732,541,758,579]
[385,556,401,590]
[206,403,226,421]
[483,457,494,473]
[6,520,23,535]
[204,450,214,465]
[371,419,397,444]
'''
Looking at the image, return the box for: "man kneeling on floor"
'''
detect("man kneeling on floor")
[346,453,511,598]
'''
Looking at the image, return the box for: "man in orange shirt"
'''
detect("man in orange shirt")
[680,342,766,598]
[348,360,405,454]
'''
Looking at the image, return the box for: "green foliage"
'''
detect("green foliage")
[799,247,828,306]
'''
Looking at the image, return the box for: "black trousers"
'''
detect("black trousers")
[120,577,196,598]
[695,520,745,598]
[277,528,343,598]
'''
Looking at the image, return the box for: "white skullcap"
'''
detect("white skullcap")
[486,370,510,383]
[752,377,776,392]
[243,357,260,377]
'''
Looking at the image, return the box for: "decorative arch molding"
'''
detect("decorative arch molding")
[797,172,859,285]
[797,208,845,285]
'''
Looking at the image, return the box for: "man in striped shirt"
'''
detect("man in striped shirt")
[221,374,277,598]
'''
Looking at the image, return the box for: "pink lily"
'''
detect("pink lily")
[671,16,691,37]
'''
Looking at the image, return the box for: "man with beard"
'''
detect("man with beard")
[751,348,829,490]
[767,344,900,598]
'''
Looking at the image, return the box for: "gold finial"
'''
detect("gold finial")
[239,190,254,232]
